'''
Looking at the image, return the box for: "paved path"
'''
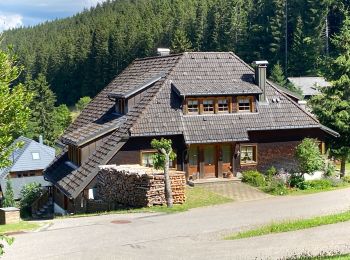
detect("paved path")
[203,181,272,201]
[4,188,350,260]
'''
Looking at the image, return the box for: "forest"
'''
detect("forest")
[1,0,349,106]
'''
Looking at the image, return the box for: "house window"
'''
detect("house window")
[32,152,40,160]
[188,146,198,166]
[203,99,214,113]
[238,97,252,112]
[240,145,257,165]
[187,100,199,114]
[141,150,176,168]
[218,98,229,113]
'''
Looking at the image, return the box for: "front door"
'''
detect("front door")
[203,145,216,178]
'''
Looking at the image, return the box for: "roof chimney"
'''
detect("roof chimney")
[157,48,171,56]
[253,61,269,103]
[39,135,43,145]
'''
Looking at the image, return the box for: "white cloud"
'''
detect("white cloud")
[0,13,23,31]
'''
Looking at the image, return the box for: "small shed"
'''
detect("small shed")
[0,207,20,225]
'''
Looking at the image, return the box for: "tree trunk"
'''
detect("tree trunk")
[163,152,173,208]
[340,156,347,178]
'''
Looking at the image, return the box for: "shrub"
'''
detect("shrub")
[241,170,266,187]
[263,177,288,195]
[2,178,16,207]
[265,166,277,181]
[20,182,42,217]
[304,179,332,190]
[343,175,350,183]
[289,173,306,189]
[324,160,336,177]
[295,138,325,174]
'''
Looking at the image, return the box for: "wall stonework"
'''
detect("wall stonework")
[239,141,300,173]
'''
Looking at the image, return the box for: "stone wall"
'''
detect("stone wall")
[96,165,186,208]
[239,141,300,173]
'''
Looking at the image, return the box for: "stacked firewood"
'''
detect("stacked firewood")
[96,165,186,207]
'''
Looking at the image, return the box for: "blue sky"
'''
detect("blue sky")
[0,0,106,31]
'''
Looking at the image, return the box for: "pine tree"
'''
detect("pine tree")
[171,29,192,53]
[3,179,15,208]
[309,11,350,177]
[25,74,56,145]
[270,62,287,87]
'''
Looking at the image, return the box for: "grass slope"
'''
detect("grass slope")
[225,210,350,240]
[65,187,233,218]
[0,222,41,234]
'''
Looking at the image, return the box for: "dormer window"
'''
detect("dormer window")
[218,98,229,113]
[115,99,126,115]
[203,99,214,113]
[188,100,199,114]
[238,97,252,112]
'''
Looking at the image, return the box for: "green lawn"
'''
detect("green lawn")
[287,183,350,196]
[0,222,41,234]
[65,187,233,218]
[225,210,350,240]
[286,253,350,260]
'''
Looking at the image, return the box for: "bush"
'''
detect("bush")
[304,179,333,190]
[343,175,350,183]
[295,138,325,174]
[265,166,277,181]
[289,173,306,189]
[324,160,336,177]
[20,183,42,217]
[241,170,266,187]
[263,177,288,195]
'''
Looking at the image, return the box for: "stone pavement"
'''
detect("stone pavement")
[4,187,350,259]
[199,180,272,201]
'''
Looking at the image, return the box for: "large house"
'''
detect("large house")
[45,52,338,214]
[0,136,54,200]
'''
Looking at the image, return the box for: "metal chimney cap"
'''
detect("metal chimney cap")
[157,48,171,56]
[252,60,269,66]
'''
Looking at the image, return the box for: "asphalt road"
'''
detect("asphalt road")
[4,188,350,260]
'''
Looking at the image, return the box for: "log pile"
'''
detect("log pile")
[96,165,186,207]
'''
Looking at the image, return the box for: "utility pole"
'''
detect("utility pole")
[285,0,288,76]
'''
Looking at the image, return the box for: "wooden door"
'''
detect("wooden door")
[203,145,216,178]
[221,144,232,174]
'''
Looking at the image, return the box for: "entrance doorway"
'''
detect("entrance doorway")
[203,145,216,178]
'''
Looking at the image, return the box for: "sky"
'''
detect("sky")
[0,0,106,32]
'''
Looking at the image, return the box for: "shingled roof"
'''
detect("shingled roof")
[45,52,337,199]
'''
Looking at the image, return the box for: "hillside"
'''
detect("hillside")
[1,0,347,105]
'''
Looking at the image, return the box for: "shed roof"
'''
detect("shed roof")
[288,77,330,97]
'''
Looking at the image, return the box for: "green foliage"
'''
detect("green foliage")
[270,62,287,87]
[151,138,176,170]
[171,29,192,53]
[289,173,306,189]
[295,138,325,174]
[324,160,336,177]
[0,235,14,256]
[241,170,266,187]
[263,177,288,195]
[52,104,72,138]
[303,179,333,190]
[0,0,342,106]
[226,210,350,240]
[309,10,350,176]
[0,47,32,169]
[19,183,42,217]
[25,74,72,145]
[342,175,350,183]
[75,96,91,111]
[2,179,15,208]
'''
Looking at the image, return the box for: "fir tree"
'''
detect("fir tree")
[309,10,350,177]
[171,29,192,53]
[3,179,15,208]
[270,62,287,87]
